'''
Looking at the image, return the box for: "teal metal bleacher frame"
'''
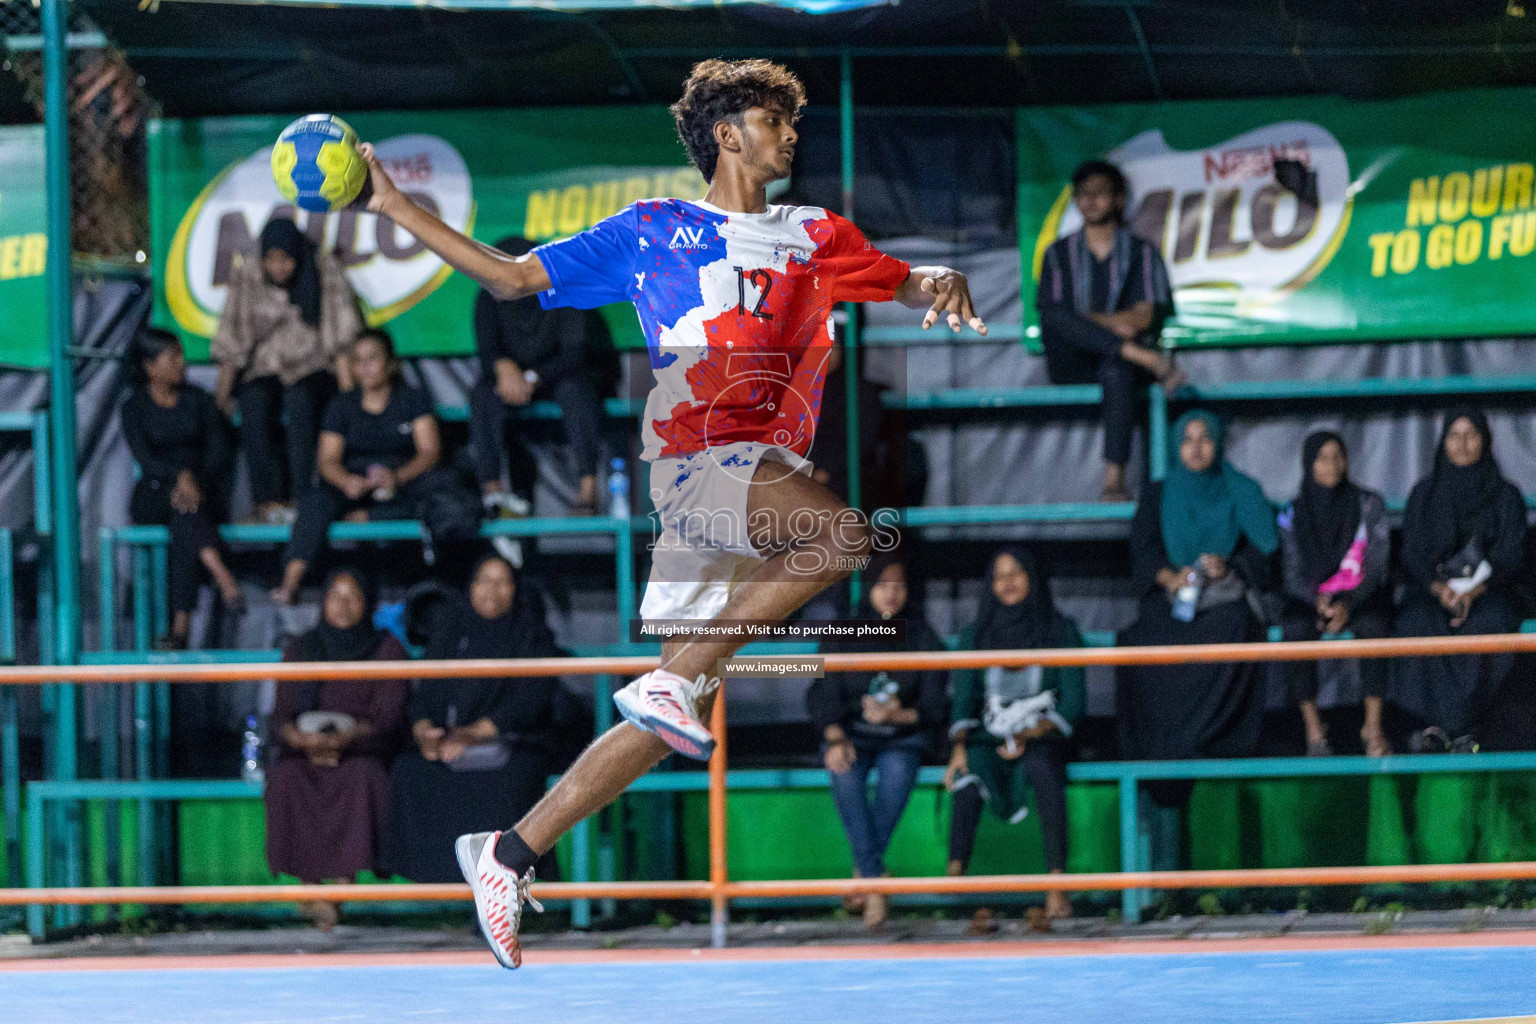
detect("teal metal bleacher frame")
[25,750,1536,938]
[12,11,1536,943]
[67,358,1536,939]
[0,410,74,922]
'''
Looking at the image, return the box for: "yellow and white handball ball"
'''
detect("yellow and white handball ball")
[271,114,367,214]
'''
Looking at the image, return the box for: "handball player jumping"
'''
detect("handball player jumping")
[355,58,988,968]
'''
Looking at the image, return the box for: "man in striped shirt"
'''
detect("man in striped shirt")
[1037,160,1182,503]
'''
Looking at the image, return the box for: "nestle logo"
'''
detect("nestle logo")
[1203,140,1311,184]
[669,226,709,250]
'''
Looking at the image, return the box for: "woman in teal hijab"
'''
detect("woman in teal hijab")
[1118,410,1278,769]
[1159,410,1278,570]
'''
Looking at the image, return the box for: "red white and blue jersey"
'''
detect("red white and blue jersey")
[533,198,910,461]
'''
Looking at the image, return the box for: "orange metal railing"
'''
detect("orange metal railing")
[6,634,1536,940]
[3,631,1536,686]
[8,862,1536,907]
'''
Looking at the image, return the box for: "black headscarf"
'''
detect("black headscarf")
[1293,430,1362,589]
[414,554,562,733]
[447,553,562,662]
[1424,408,1506,556]
[294,567,382,663]
[973,544,1059,651]
[260,218,323,327]
[824,549,913,655]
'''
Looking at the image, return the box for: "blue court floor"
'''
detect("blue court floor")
[3,944,1535,1024]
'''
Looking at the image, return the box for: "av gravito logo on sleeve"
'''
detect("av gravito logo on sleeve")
[1037,121,1351,313]
[164,134,474,337]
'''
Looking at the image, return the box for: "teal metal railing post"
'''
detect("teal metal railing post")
[32,412,54,667]
[150,541,169,640]
[1148,384,1168,481]
[615,512,635,642]
[0,529,13,662]
[839,47,863,606]
[42,0,83,930]
[96,528,119,894]
[25,785,45,938]
[146,540,172,883]
[98,528,115,654]
[1,529,19,891]
[41,0,79,665]
[594,674,617,922]
[1117,772,1144,922]
[571,672,617,930]
[132,546,153,886]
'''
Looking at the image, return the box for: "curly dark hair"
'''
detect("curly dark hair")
[670,59,806,183]
[1071,160,1128,197]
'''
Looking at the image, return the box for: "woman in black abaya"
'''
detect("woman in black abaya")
[382,554,569,882]
[1117,411,1278,763]
[1390,410,1525,752]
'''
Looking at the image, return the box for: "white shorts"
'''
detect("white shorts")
[638,441,812,623]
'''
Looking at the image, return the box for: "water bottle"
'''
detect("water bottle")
[608,457,629,519]
[869,672,899,704]
[241,715,264,786]
[1171,569,1201,623]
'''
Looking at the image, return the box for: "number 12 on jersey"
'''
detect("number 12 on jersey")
[734,266,775,321]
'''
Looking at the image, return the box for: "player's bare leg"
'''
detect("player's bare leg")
[512,459,868,854]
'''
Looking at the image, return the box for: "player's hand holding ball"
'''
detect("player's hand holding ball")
[354,141,404,216]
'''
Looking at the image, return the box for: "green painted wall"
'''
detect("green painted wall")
[151,774,1536,894]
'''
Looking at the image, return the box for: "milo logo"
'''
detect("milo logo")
[1038,121,1351,306]
[164,134,473,336]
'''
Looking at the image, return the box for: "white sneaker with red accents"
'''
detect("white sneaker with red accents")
[613,669,719,761]
[455,830,543,970]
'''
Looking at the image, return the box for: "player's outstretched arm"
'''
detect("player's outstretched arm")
[896,266,988,335]
[357,142,550,302]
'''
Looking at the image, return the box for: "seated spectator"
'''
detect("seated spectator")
[944,545,1084,921]
[1278,431,1392,756]
[272,329,461,605]
[808,551,947,930]
[1117,411,1276,763]
[213,218,360,524]
[382,553,566,883]
[1037,160,1183,502]
[469,236,614,518]
[1390,409,1525,753]
[263,567,408,928]
[121,328,242,649]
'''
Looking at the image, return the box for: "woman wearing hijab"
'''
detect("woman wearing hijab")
[469,235,614,517]
[263,567,409,928]
[120,328,241,649]
[1390,409,1526,752]
[807,550,948,930]
[212,218,362,523]
[944,545,1085,921]
[382,554,568,883]
[1278,431,1393,756]
[1117,411,1278,764]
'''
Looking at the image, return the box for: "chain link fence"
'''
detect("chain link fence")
[2,0,152,265]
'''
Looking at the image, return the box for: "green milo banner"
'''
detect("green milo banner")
[150,107,707,358]
[0,125,49,369]
[1019,87,1536,348]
